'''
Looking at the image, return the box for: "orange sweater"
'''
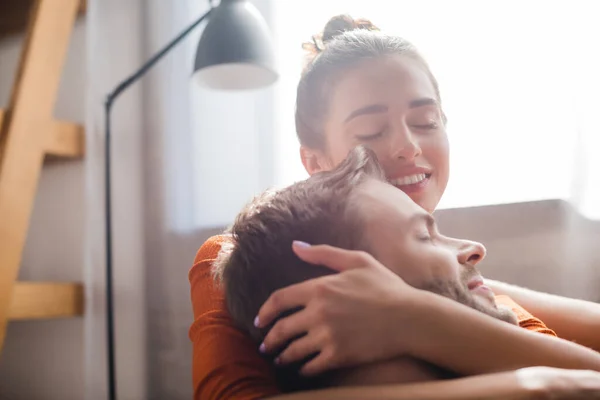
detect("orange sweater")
[189,235,556,400]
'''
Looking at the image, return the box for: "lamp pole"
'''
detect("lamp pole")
[104,9,214,399]
[103,0,276,398]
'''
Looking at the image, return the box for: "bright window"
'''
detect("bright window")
[271,0,599,212]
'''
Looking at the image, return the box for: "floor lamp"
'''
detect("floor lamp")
[103,1,277,399]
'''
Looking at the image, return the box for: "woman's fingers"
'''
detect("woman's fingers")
[292,241,377,272]
[256,280,314,328]
[260,304,314,353]
[256,242,378,328]
[300,348,336,377]
[275,332,321,366]
[254,243,410,374]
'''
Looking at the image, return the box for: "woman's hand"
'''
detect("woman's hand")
[516,367,600,399]
[255,241,422,376]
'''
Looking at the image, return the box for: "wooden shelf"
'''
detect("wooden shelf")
[0,0,86,41]
[0,109,85,159]
[8,282,84,321]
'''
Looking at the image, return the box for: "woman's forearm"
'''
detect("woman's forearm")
[487,279,600,352]
[405,291,600,375]
[267,371,534,400]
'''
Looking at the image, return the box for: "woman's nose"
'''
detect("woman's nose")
[390,126,421,161]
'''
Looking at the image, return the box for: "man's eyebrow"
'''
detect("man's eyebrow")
[344,104,388,123]
[409,212,436,229]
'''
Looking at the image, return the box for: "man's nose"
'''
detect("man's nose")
[457,240,486,265]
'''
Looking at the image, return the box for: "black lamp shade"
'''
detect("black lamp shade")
[194,0,277,90]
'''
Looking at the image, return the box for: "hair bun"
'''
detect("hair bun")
[322,15,379,43]
[302,14,379,60]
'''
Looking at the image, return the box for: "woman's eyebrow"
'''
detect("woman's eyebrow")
[344,97,438,124]
[344,104,388,123]
[409,97,438,109]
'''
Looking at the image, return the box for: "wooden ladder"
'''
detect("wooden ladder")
[0,0,87,353]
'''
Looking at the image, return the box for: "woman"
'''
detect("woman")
[188,15,600,400]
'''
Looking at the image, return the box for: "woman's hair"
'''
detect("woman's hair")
[296,14,442,149]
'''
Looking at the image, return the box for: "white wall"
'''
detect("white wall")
[84,0,147,399]
[141,0,276,398]
[0,20,86,400]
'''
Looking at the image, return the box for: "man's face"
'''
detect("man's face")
[356,179,516,324]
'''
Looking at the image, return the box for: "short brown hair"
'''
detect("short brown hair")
[217,146,385,390]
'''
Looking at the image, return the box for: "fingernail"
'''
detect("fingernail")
[254,316,260,327]
[274,357,281,365]
[259,343,266,353]
[293,241,311,248]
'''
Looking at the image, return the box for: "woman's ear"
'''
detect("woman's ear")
[300,146,331,176]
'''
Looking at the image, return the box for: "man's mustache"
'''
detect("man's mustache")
[460,264,482,289]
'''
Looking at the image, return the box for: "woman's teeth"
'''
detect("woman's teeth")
[390,174,427,186]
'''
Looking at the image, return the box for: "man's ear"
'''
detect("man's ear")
[300,146,331,176]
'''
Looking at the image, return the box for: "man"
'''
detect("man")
[214,146,567,392]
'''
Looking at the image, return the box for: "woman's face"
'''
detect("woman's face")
[301,55,449,213]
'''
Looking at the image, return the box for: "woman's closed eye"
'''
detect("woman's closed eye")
[411,121,439,130]
[355,131,385,141]
[410,117,440,130]
[408,111,442,130]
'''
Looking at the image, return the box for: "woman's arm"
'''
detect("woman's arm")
[409,290,600,375]
[267,368,600,400]
[258,244,600,377]
[487,279,600,352]
[268,372,527,400]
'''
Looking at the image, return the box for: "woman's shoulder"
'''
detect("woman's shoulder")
[188,234,233,320]
[189,234,232,278]
[193,234,233,265]
[188,234,280,399]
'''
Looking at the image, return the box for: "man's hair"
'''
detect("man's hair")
[218,145,384,340]
[214,146,384,390]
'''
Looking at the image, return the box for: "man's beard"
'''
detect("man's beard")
[420,275,518,325]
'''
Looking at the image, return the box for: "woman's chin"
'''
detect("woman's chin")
[407,191,440,214]
[389,174,441,212]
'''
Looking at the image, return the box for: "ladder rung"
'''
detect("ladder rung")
[46,119,85,159]
[0,108,85,159]
[8,282,84,320]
